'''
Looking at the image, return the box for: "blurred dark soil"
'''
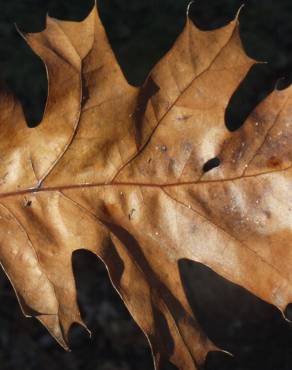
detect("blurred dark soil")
[0,251,152,370]
[0,1,292,370]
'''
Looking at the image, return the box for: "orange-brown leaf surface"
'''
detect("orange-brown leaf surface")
[0,3,291,369]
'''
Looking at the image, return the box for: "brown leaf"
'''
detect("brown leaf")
[0,3,291,369]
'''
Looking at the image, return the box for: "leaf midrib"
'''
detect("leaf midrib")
[0,164,290,199]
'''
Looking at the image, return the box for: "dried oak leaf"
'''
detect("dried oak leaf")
[0,3,291,370]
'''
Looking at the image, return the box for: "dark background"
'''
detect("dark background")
[0,1,292,369]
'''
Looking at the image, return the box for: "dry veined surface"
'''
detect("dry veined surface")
[0,2,291,370]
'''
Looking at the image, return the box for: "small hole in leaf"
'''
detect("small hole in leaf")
[24,200,32,207]
[203,157,221,173]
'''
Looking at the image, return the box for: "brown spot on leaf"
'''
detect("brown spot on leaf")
[128,208,136,220]
[267,156,282,168]
[176,115,192,122]
[23,199,32,208]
